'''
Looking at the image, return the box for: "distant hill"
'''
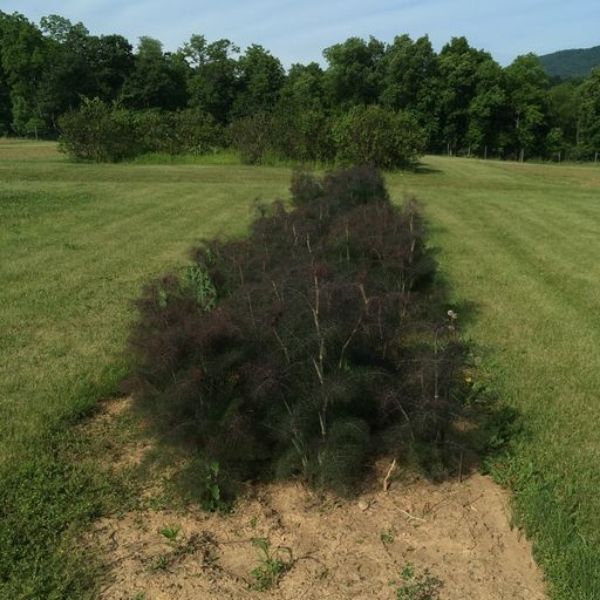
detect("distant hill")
[539,45,600,79]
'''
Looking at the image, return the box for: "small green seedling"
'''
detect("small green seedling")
[380,529,395,545]
[160,524,181,542]
[249,537,292,591]
[149,554,170,572]
[201,460,227,512]
[395,563,443,600]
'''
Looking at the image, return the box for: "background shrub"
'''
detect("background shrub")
[228,112,274,164]
[58,98,139,162]
[128,166,472,495]
[270,108,336,163]
[59,101,222,161]
[132,109,174,154]
[171,108,222,154]
[59,100,426,168]
[133,108,221,155]
[332,105,426,169]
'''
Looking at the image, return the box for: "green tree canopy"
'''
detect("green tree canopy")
[232,44,284,117]
[437,37,492,153]
[323,36,385,108]
[183,34,239,123]
[279,62,326,112]
[0,9,598,162]
[505,54,550,160]
[121,36,187,110]
[578,68,600,154]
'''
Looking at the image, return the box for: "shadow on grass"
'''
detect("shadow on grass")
[414,163,443,175]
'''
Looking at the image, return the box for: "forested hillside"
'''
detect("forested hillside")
[1,11,599,162]
[539,45,600,80]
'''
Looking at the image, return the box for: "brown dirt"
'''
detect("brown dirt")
[87,400,547,600]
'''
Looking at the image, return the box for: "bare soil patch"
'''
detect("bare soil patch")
[88,400,546,600]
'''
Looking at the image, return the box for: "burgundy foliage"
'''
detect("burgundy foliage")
[128,166,469,493]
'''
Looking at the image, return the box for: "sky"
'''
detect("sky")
[2,0,599,67]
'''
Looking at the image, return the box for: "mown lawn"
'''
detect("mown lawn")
[0,141,292,598]
[1,141,599,598]
[388,158,600,600]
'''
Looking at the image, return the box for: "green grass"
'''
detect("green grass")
[388,158,600,599]
[1,143,599,598]
[130,148,242,165]
[0,150,290,460]
[0,143,291,598]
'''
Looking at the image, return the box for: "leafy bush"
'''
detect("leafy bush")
[228,112,275,164]
[128,166,470,494]
[171,108,222,154]
[229,107,424,168]
[395,563,443,600]
[229,108,336,165]
[270,108,336,163]
[59,100,426,169]
[131,109,174,155]
[58,98,139,162]
[132,109,221,155]
[332,105,426,169]
[59,101,222,161]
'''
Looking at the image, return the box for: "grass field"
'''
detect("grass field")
[1,140,599,598]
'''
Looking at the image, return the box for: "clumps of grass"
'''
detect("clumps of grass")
[128,166,478,497]
[394,563,443,600]
[0,432,128,599]
[380,529,395,545]
[149,554,170,573]
[249,537,293,591]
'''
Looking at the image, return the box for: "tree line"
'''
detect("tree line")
[1,11,599,164]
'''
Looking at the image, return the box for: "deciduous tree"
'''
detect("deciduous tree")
[578,68,600,158]
[183,34,239,123]
[232,44,284,117]
[505,54,549,161]
[323,37,385,109]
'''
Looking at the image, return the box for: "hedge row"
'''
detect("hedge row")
[58,99,425,168]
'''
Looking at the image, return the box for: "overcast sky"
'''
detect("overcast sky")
[2,0,599,66]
